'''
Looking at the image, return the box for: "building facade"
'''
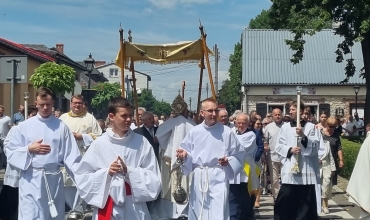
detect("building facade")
[241,29,366,120]
[96,63,151,93]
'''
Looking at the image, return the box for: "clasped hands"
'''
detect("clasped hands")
[176,148,229,166]
[109,156,128,176]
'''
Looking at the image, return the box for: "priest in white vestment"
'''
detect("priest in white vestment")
[176,98,245,220]
[5,87,82,220]
[59,94,102,211]
[274,101,320,220]
[347,136,370,219]
[154,95,195,219]
[73,97,161,220]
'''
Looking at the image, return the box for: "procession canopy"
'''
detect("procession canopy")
[116,39,213,66]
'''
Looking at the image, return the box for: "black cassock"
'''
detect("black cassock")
[0,185,19,220]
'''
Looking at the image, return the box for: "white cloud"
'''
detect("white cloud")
[148,0,177,9]
[147,0,219,9]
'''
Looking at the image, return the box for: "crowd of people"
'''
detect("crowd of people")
[0,88,369,220]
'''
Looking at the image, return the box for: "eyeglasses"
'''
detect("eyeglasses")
[202,109,219,114]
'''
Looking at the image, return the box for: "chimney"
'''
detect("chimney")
[56,44,64,54]
[94,60,106,67]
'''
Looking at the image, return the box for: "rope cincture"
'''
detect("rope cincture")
[40,168,62,218]
[198,166,209,220]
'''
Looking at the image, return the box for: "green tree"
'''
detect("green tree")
[153,100,172,116]
[218,42,242,114]
[249,9,273,29]
[249,8,332,29]
[31,62,75,95]
[91,82,121,114]
[269,0,370,123]
[137,89,157,112]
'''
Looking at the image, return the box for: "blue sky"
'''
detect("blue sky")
[0,0,271,109]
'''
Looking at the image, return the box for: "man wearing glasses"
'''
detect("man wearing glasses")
[176,98,245,220]
[219,109,235,128]
[59,94,102,213]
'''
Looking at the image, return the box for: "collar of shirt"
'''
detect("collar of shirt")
[290,120,307,128]
[236,128,252,135]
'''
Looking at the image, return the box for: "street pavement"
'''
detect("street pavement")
[0,169,364,220]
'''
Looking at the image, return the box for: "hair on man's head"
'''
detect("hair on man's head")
[290,101,304,111]
[108,97,134,114]
[36,87,56,100]
[71,94,84,102]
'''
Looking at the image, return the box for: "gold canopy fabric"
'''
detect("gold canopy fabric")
[116,39,213,67]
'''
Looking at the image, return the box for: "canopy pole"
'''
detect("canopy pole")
[196,53,205,124]
[119,25,126,98]
[199,22,216,100]
[128,30,140,128]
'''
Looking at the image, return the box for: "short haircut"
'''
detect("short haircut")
[0,105,4,110]
[97,119,105,124]
[141,111,154,121]
[201,98,217,109]
[138,107,146,112]
[36,87,56,100]
[55,108,62,112]
[28,105,37,113]
[236,113,250,121]
[71,94,84,102]
[304,107,311,114]
[108,97,134,114]
[290,101,304,111]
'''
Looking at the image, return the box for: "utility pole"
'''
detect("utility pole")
[182,81,185,99]
[6,59,21,123]
[206,83,209,98]
[214,44,219,98]
[189,97,192,111]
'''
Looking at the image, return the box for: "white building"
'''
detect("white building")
[95,63,151,93]
[241,29,366,120]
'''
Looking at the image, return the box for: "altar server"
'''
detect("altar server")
[176,98,245,220]
[5,87,81,220]
[73,97,161,220]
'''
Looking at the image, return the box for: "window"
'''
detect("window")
[109,68,119,77]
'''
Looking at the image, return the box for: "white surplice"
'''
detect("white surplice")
[347,136,370,219]
[3,126,21,187]
[230,128,258,189]
[59,111,102,210]
[5,114,81,220]
[154,115,195,219]
[180,122,245,220]
[73,128,161,220]
[276,122,320,185]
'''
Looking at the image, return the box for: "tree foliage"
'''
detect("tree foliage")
[153,100,172,117]
[269,0,370,123]
[218,42,242,114]
[136,89,172,116]
[249,9,274,29]
[91,82,121,114]
[30,62,75,94]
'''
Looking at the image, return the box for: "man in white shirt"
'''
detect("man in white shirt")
[0,105,11,168]
[264,108,284,201]
[354,112,364,136]
[346,115,358,136]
